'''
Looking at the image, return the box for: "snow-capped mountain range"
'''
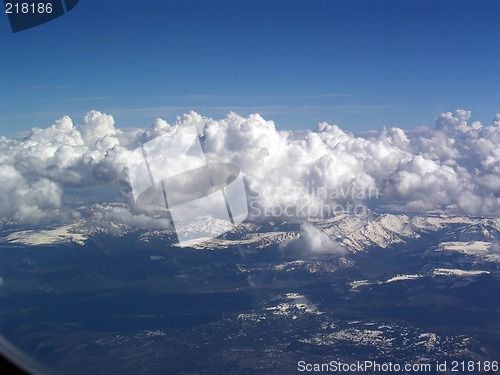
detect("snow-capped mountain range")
[2,208,499,263]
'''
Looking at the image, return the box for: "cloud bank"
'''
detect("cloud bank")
[0,109,499,227]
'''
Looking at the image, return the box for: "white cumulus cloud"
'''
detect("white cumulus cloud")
[280,222,347,257]
[0,108,499,227]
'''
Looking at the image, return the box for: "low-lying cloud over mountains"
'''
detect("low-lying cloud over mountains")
[0,109,499,226]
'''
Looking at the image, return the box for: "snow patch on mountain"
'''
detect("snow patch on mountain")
[438,241,490,253]
[273,260,306,271]
[265,293,323,318]
[188,230,299,250]
[349,280,381,290]
[418,216,479,229]
[2,223,87,246]
[350,267,491,292]
[385,274,424,283]
[431,268,490,277]
[436,241,500,262]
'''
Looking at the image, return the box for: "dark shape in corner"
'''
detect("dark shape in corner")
[5,0,79,33]
[64,0,79,11]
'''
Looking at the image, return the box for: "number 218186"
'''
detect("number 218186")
[5,2,53,14]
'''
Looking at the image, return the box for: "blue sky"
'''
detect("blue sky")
[1,0,500,134]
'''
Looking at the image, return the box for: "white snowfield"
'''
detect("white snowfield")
[431,268,490,277]
[349,267,491,291]
[438,241,491,253]
[349,279,379,290]
[436,241,500,262]
[385,274,424,283]
[349,274,425,291]
[3,224,87,246]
